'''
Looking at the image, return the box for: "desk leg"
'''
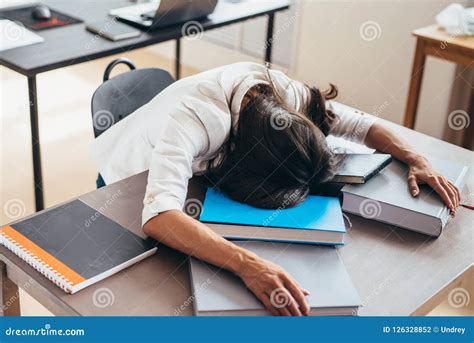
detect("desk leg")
[175,38,181,80]
[28,76,44,212]
[265,12,275,65]
[0,262,21,316]
[403,39,426,129]
[462,89,474,149]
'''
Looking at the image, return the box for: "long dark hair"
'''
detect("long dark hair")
[205,76,342,209]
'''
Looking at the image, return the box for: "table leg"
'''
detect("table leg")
[0,262,21,316]
[265,12,275,65]
[175,38,181,80]
[28,76,44,212]
[462,89,474,149]
[403,39,426,129]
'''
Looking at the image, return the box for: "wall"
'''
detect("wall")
[151,0,472,140]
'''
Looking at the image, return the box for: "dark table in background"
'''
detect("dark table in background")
[0,0,289,212]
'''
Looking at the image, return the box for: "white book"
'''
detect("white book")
[190,241,361,316]
[342,158,470,237]
[0,20,44,52]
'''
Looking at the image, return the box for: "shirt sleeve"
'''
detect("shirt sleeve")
[326,100,377,144]
[142,111,208,227]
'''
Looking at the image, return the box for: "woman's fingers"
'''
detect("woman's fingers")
[448,180,461,205]
[281,274,310,316]
[273,287,301,316]
[443,179,459,209]
[286,296,303,316]
[439,177,458,213]
[258,293,280,316]
[426,176,454,212]
[407,175,419,197]
[278,306,292,316]
[262,286,302,316]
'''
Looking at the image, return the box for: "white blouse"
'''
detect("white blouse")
[90,62,377,226]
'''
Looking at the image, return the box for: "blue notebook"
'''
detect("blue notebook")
[199,188,346,245]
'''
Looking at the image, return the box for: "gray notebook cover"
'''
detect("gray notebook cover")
[190,241,361,315]
[342,158,469,218]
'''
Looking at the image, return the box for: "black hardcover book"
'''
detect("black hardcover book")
[331,154,392,184]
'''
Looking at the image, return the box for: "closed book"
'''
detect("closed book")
[0,199,157,293]
[342,158,470,236]
[199,188,346,245]
[190,241,361,316]
[331,153,392,184]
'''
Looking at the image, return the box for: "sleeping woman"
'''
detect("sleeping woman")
[91,62,460,316]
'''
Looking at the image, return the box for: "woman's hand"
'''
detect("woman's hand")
[236,255,310,316]
[364,123,461,214]
[407,155,461,214]
[144,211,310,316]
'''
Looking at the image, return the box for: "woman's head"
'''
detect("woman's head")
[206,82,341,209]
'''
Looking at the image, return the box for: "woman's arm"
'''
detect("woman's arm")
[364,122,460,213]
[142,112,309,316]
[143,211,310,316]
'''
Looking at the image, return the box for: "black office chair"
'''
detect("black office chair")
[91,57,175,187]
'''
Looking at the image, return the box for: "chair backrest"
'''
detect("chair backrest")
[91,61,175,137]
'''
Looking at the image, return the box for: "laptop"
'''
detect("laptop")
[109,0,218,30]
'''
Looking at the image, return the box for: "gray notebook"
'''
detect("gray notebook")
[342,158,470,236]
[190,241,361,316]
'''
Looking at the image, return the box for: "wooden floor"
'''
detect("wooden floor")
[0,48,470,316]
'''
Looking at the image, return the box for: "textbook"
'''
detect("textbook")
[331,154,392,184]
[0,200,157,294]
[342,158,470,237]
[190,241,361,316]
[200,188,346,245]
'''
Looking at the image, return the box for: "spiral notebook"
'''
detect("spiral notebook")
[0,199,157,294]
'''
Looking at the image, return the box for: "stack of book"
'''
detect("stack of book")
[189,153,469,316]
